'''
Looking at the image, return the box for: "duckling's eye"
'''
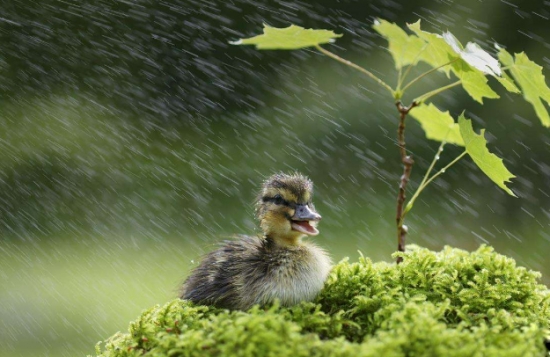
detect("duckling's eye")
[273,194,285,205]
[262,194,290,206]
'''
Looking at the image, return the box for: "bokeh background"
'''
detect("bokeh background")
[1,0,549,356]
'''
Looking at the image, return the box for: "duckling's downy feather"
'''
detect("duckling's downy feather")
[181,235,331,310]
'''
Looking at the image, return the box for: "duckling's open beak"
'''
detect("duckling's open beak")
[291,204,321,236]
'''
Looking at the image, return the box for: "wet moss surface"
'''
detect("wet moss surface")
[92,245,550,357]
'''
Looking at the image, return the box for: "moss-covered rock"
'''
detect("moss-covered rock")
[92,245,550,357]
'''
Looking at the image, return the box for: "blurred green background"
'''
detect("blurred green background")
[1,1,549,356]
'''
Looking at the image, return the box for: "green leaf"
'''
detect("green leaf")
[458,114,516,197]
[494,72,520,94]
[451,60,500,104]
[230,24,342,50]
[408,21,499,103]
[497,48,514,67]
[498,49,550,127]
[409,104,464,146]
[407,21,457,76]
[373,19,425,70]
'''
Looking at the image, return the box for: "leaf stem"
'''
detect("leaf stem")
[397,66,404,91]
[397,63,416,91]
[402,149,468,219]
[415,80,462,103]
[423,150,468,190]
[397,43,429,91]
[401,59,459,94]
[402,141,446,220]
[418,141,446,191]
[315,45,394,96]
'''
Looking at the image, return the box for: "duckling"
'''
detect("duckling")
[180,172,332,310]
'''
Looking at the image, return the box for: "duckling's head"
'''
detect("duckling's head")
[256,173,321,245]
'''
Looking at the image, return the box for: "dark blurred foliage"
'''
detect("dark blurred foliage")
[1,0,548,118]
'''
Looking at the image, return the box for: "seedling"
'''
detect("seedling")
[231,20,550,262]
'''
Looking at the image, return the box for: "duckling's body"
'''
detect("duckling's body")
[180,173,331,310]
[182,236,331,310]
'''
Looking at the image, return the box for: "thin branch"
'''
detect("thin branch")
[401,59,459,94]
[395,101,418,264]
[315,45,394,95]
[415,80,461,103]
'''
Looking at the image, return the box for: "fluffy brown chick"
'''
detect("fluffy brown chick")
[179,172,331,310]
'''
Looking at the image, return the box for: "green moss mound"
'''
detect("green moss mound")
[93,246,550,357]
